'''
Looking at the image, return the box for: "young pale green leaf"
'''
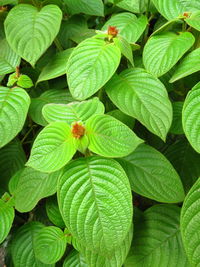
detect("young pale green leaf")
[5,4,62,66]
[13,167,62,212]
[0,87,30,148]
[66,38,121,100]
[102,13,148,43]
[58,156,133,254]
[46,196,65,228]
[143,32,195,77]
[17,74,33,88]
[182,82,200,153]
[170,102,184,134]
[0,140,26,191]
[181,177,200,266]
[105,68,172,140]
[185,11,200,31]
[118,144,185,203]
[86,114,143,157]
[26,122,76,173]
[165,138,200,192]
[64,0,104,16]
[170,48,200,83]
[125,205,190,267]
[42,97,105,124]
[37,49,74,83]
[152,0,200,20]
[76,225,133,267]
[0,199,14,244]
[63,250,88,267]
[34,226,67,264]
[0,39,20,75]
[29,90,74,126]
[11,222,54,267]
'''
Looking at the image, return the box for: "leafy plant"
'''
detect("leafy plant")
[1,0,200,266]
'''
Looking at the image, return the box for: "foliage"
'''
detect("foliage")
[1,0,200,266]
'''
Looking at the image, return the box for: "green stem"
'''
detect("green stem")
[21,125,35,144]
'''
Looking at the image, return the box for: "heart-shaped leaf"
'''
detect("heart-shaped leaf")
[5,4,62,66]
[64,0,104,16]
[11,222,54,267]
[0,39,20,75]
[105,68,172,140]
[182,82,200,153]
[0,86,30,148]
[57,156,133,254]
[0,198,14,244]
[102,13,148,43]
[125,205,189,267]
[143,32,195,77]
[66,38,121,100]
[118,144,185,203]
[26,122,76,172]
[170,47,200,83]
[86,114,143,157]
[42,97,105,124]
[181,177,200,266]
[13,167,62,212]
[33,226,67,264]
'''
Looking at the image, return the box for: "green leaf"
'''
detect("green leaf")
[152,0,200,20]
[7,72,18,87]
[0,198,14,244]
[0,86,30,148]
[46,196,65,228]
[116,0,143,13]
[34,226,67,264]
[107,109,135,129]
[102,13,147,43]
[57,156,133,254]
[86,114,143,157]
[182,82,200,153]
[0,39,20,75]
[170,102,184,134]
[181,177,200,266]
[37,49,73,83]
[64,0,104,16]
[11,222,54,267]
[105,68,172,140]
[113,37,134,66]
[185,11,200,31]
[164,138,200,192]
[43,97,105,124]
[170,47,200,82]
[26,122,76,172]
[118,144,185,203]
[29,90,74,126]
[13,167,62,212]
[76,225,133,267]
[0,140,26,191]
[125,205,190,267]
[17,74,33,88]
[63,250,88,267]
[143,32,195,77]
[5,4,62,66]
[66,38,121,100]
